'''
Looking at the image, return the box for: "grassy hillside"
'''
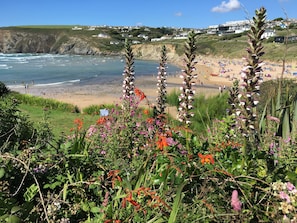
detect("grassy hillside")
[1,25,297,60]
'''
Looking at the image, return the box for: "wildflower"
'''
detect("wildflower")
[286,182,296,192]
[156,135,168,150]
[122,39,135,101]
[73,118,83,130]
[235,7,266,148]
[279,191,291,203]
[134,88,146,101]
[156,45,168,118]
[198,153,215,165]
[122,191,141,210]
[96,117,107,125]
[102,191,109,207]
[146,117,155,124]
[231,190,242,211]
[86,125,97,137]
[107,170,122,188]
[177,31,197,126]
[267,115,280,123]
[143,109,149,115]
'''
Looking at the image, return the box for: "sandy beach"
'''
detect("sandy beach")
[10,56,297,111]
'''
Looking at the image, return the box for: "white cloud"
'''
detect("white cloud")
[175,12,183,17]
[211,0,241,13]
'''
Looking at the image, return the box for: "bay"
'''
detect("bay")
[0,53,181,88]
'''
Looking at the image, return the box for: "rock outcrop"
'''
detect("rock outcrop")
[0,29,101,55]
[0,29,180,62]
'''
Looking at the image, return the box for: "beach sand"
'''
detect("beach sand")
[10,56,296,111]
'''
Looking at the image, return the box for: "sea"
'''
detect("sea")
[0,53,181,88]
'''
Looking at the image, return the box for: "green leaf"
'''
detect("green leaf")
[62,183,68,201]
[0,168,5,179]
[282,107,290,139]
[81,202,89,212]
[10,206,21,214]
[90,206,101,213]
[168,182,185,223]
[6,215,21,223]
[24,184,38,202]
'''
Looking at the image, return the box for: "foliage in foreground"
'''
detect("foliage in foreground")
[1,7,297,223]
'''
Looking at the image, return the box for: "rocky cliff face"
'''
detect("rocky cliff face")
[0,29,101,55]
[132,43,181,65]
[0,29,181,63]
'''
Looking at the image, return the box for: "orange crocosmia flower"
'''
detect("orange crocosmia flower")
[134,88,146,101]
[96,117,107,125]
[156,135,168,150]
[146,118,155,124]
[198,153,215,165]
[74,118,83,130]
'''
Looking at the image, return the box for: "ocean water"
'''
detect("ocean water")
[0,53,181,88]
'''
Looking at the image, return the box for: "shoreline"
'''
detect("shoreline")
[9,55,297,110]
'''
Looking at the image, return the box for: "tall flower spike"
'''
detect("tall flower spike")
[156,45,168,119]
[122,39,135,101]
[236,7,266,151]
[177,31,198,126]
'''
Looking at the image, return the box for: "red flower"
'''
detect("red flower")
[122,191,141,210]
[96,117,107,125]
[156,135,168,150]
[198,153,215,165]
[134,88,146,101]
[73,118,83,130]
[107,170,122,188]
[146,118,155,124]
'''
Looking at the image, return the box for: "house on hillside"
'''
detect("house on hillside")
[72,26,83,31]
[207,25,218,35]
[173,32,188,40]
[262,29,276,39]
[207,20,250,35]
[93,33,110,38]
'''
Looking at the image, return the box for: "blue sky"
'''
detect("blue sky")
[1,0,296,28]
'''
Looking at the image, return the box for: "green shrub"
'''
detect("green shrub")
[166,89,180,107]
[0,81,10,97]
[191,92,229,132]
[10,92,80,113]
[0,96,36,150]
[83,104,115,115]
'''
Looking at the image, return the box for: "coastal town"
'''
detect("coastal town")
[71,18,297,44]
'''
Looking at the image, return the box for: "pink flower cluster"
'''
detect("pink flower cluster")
[231,190,242,211]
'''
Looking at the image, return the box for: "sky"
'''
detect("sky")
[1,0,296,28]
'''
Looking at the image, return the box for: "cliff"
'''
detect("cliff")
[0,29,180,62]
[0,29,102,55]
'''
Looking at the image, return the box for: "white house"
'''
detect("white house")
[262,29,276,39]
[72,26,82,31]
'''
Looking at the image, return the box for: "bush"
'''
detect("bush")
[0,81,10,97]
[0,96,36,150]
[83,104,115,115]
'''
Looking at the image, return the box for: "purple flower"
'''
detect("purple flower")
[166,137,177,146]
[87,125,98,137]
[286,182,296,191]
[279,191,291,203]
[231,190,242,211]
